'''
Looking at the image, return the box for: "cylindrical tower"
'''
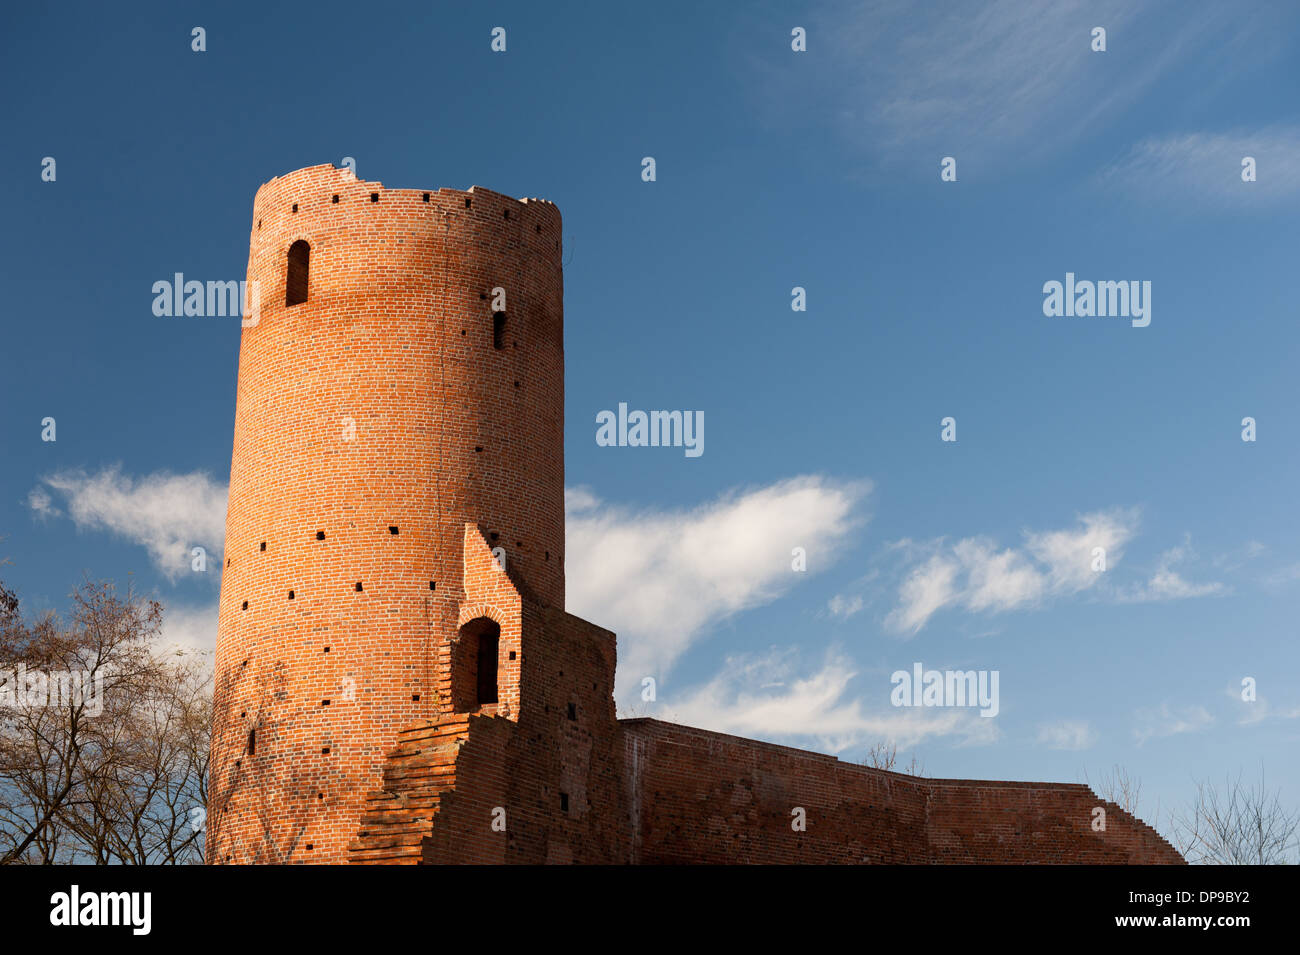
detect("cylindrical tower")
[208,164,564,864]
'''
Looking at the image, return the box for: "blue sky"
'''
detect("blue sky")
[3,1,1299,839]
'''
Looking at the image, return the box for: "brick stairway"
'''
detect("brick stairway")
[347,716,471,864]
[1100,798,1183,861]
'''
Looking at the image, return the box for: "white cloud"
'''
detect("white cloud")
[1118,541,1226,603]
[27,487,58,520]
[888,553,961,633]
[1133,703,1213,745]
[827,593,864,618]
[886,509,1137,634]
[955,539,1045,612]
[565,476,869,697]
[29,466,228,581]
[1036,720,1097,751]
[666,648,998,755]
[1224,681,1300,727]
[1025,510,1136,594]
[1098,126,1300,205]
[157,602,219,664]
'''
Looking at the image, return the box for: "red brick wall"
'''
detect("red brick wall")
[209,165,565,864]
[620,720,1183,864]
[419,603,631,864]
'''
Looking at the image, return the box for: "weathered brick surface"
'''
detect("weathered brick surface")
[347,525,630,864]
[619,720,1183,864]
[212,164,1181,866]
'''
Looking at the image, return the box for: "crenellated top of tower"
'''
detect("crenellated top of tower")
[249,163,562,243]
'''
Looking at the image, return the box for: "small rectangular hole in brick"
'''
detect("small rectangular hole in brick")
[288,590,295,600]
[389,526,399,535]
[332,194,339,203]
[316,530,326,540]
[412,694,420,701]
[370,192,379,203]
[464,197,471,208]
[560,792,569,812]
[422,192,430,202]
[322,699,330,706]
[509,650,516,660]
[355,581,363,592]
[260,541,266,551]
[247,728,256,755]
[291,203,298,213]
[429,581,436,591]
[567,702,576,721]
[322,746,330,754]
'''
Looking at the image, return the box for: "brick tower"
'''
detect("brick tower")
[208,164,627,864]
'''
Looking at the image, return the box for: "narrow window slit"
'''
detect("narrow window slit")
[286,240,310,306]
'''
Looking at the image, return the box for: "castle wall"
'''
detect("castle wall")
[620,720,1183,864]
[418,604,631,864]
[209,165,565,864]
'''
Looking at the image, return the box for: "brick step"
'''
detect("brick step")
[347,717,472,865]
[354,818,438,836]
[386,745,460,766]
[358,807,438,825]
[397,721,471,744]
[350,829,429,848]
[383,763,457,784]
[347,845,425,863]
[361,789,443,805]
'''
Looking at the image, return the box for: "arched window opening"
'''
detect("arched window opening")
[492,312,507,351]
[452,617,501,711]
[285,240,310,306]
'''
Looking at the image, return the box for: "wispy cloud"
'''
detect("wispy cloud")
[566,476,869,697]
[754,0,1255,170]
[1133,703,1213,745]
[1097,126,1300,205]
[1117,539,1226,603]
[667,647,998,755]
[28,466,228,581]
[1036,719,1097,751]
[827,593,864,618]
[885,509,1137,634]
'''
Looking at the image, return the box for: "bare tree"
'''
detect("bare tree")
[1085,763,1143,816]
[1171,769,1300,865]
[0,578,210,865]
[864,742,926,776]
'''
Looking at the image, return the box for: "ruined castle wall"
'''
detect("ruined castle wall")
[421,605,631,864]
[621,720,1183,864]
